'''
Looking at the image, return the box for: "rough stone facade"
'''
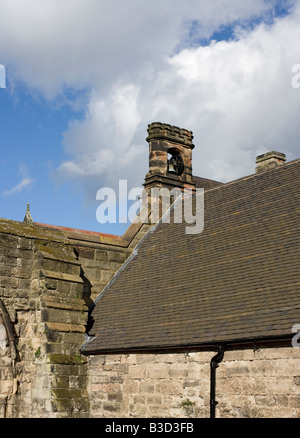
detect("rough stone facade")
[0,221,89,417]
[87,346,300,418]
[0,218,150,417]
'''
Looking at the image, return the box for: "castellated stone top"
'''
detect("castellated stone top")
[146,122,195,149]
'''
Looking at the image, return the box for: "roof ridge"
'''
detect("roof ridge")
[35,222,121,239]
[193,175,222,183]
[203,158,300,193]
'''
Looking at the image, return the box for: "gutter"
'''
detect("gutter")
[210,345,224,419]
[81,334,292,356]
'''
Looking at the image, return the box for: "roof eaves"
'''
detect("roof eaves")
[81,333,294,356]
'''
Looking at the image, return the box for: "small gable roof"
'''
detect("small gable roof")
[82,159,300,354]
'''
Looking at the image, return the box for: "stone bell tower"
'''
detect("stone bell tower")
[143,122,196,193]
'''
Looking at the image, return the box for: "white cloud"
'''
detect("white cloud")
[58,1,300,190]
[162,5,300,181]
[0,0,276,97]
[3,163,34,195]
[57,83,145,194]
[1,0,300,198]
[3,174,34,196]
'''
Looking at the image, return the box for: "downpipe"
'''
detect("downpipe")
[210,345,224,419]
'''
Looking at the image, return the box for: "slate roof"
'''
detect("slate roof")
[82,159,300,354]
[193,175,223,190]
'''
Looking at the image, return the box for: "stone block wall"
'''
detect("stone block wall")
[74,245,129,304]
[0,220,89,417]
[87,352,212,418]
[0,217,152,417]
[0,227,36,417]
[58,220,152,304]
[86,346,300,418]
[52,221,153,343]
[218,346,300,417]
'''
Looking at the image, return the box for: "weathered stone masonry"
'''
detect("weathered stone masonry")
[0,220,89,417]
[87,347,300,418]
[0,218,150,417]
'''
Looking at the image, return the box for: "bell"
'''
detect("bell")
[168,159,176,174]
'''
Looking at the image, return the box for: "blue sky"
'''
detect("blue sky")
[1,0,300,236]
[0,86,93,229]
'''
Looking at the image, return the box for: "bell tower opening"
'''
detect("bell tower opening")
[143,122,196,193]
[167,149,184,176]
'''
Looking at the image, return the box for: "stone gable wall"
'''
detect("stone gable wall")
[0,218,150,417]
[0,230,36,417]
[87,346,300,418]
[58,220,152,304]
[74,245,129,305]
[0,225,90,417]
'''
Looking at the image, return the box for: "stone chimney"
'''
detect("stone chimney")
[143,122,196,193]
[255,151,286,174]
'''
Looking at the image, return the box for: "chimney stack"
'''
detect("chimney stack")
[255,151,286,174]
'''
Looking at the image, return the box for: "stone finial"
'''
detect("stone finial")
[255,151,286,174]
[23,203,34,224]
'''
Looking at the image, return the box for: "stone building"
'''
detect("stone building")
[0,122,300,418]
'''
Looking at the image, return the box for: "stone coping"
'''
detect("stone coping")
[0,215,149,249]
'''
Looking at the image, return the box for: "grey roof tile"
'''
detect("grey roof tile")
[83,159,300,353]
